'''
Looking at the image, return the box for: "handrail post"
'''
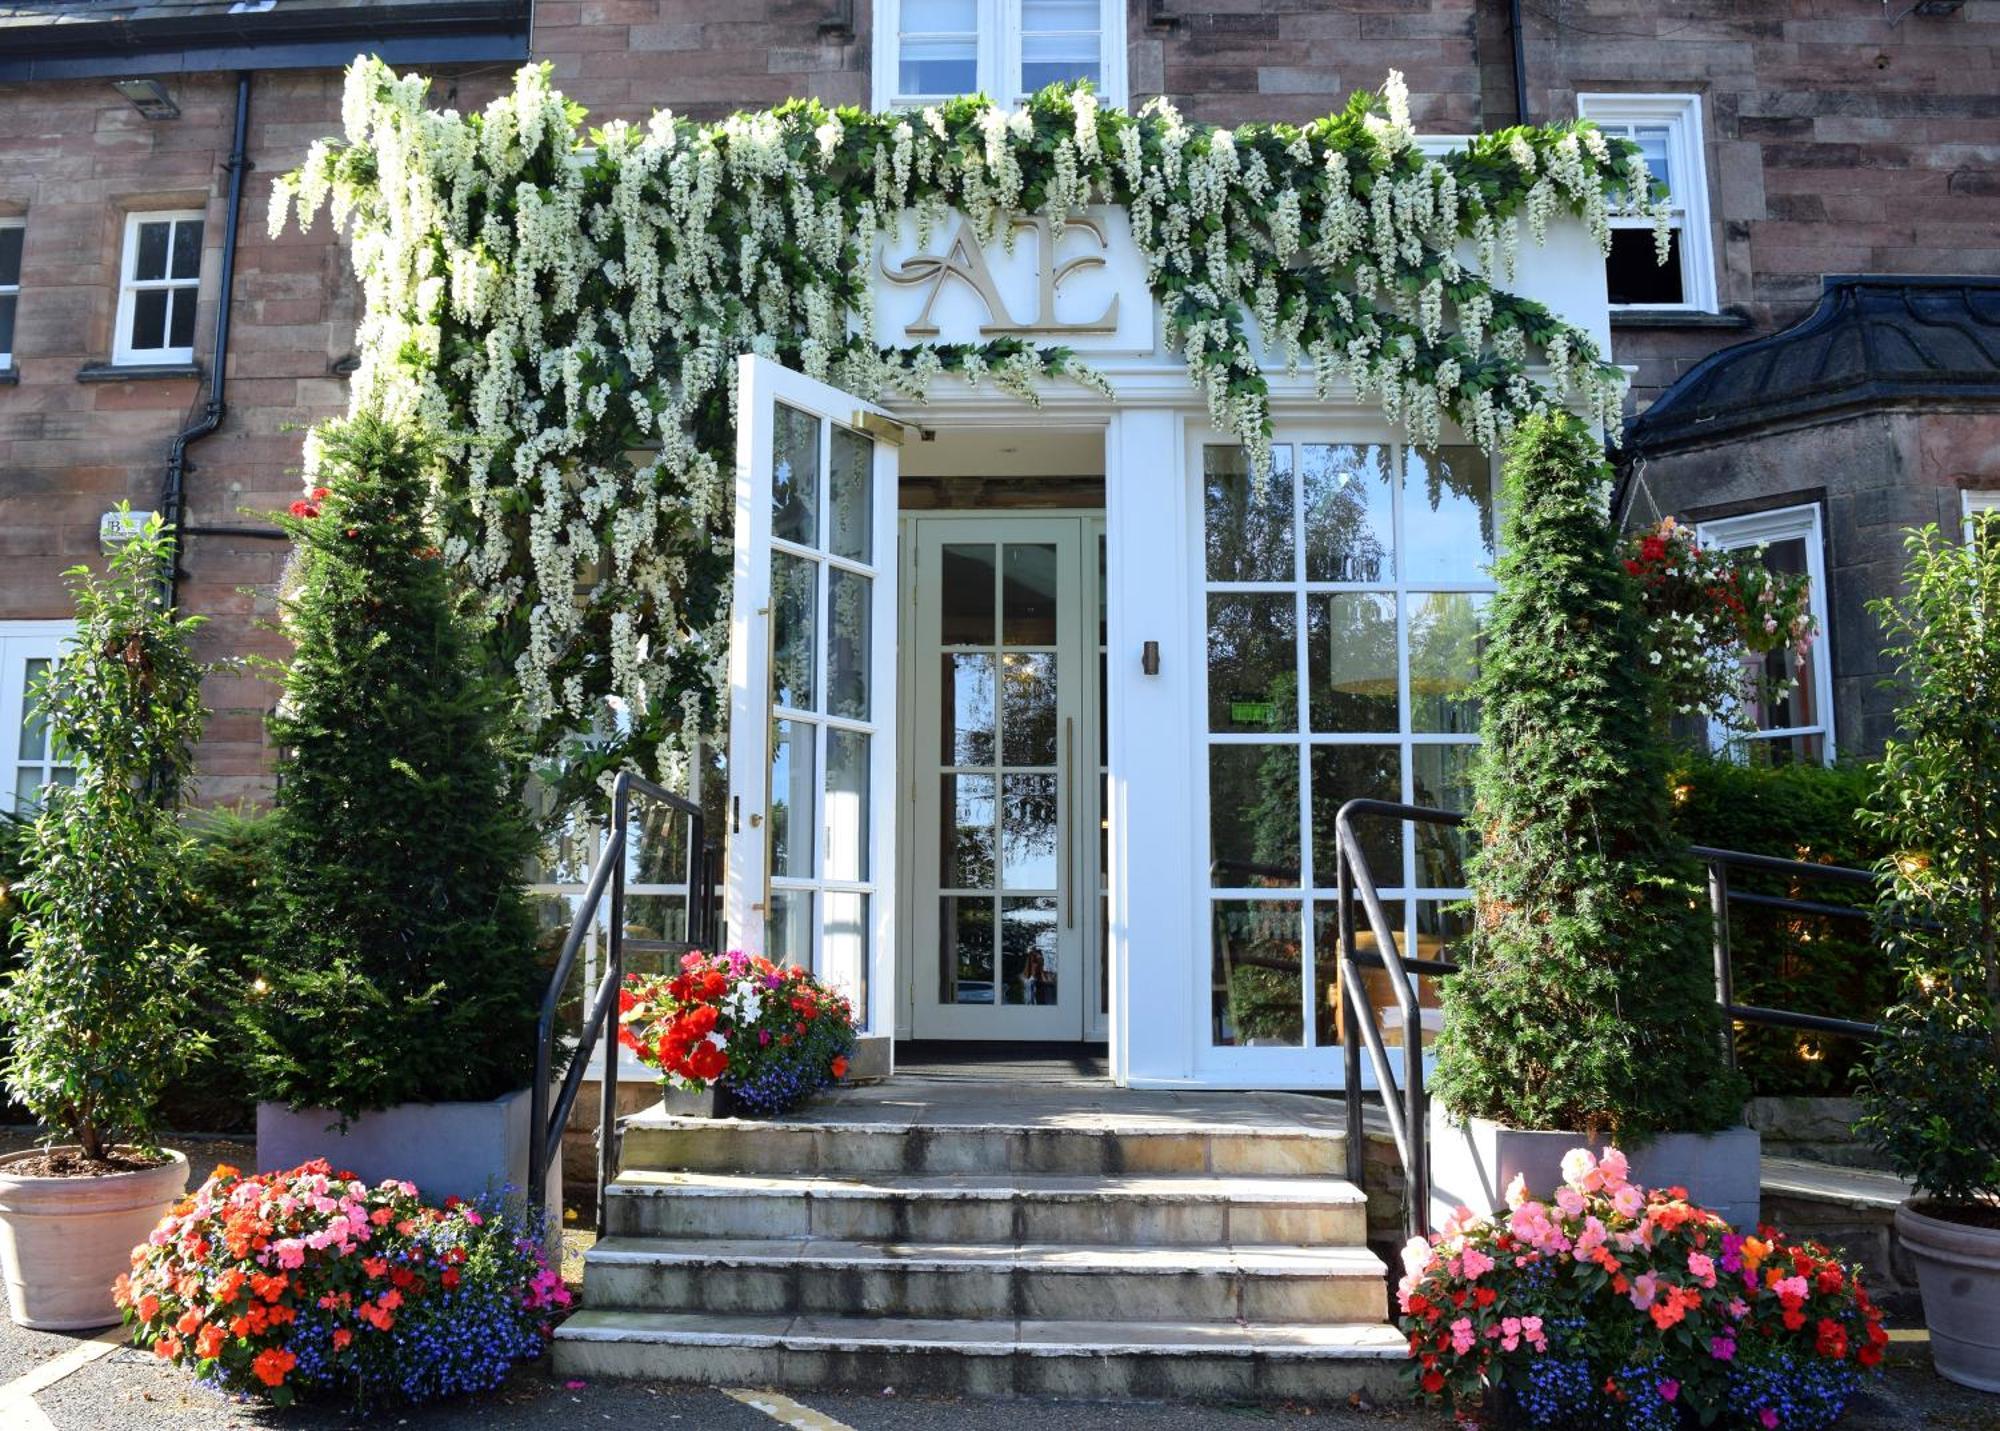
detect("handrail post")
[598,774,630,1237]
[1338,844,1365,1188]
[1709,857,1737,1071]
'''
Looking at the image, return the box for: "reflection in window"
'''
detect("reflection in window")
[1697,506,1833,768]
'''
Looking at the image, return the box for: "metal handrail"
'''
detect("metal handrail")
[528,770,717,1234]
[1334,800,1891,1240]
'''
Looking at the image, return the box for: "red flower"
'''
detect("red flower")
[175,1308,205,1336]
[1420,1369,1445,1395]
[289,499,320,520]
[363,1257,389,1279]
[442,1267,461,1289]
[831,1056,850,1080]
[686,1040,728,1082]
[1815,1318,1848,1360]
[251,1347,296,1388]
[194,1325,226,1360]
[310,487,330,502]
[154,1335,184,1361]
[137,1293,161,1321]
[331,1327,353,1350]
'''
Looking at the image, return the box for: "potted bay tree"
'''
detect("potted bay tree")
[1426,411,1756,1230]
[1859,517,2000,1393]
[245,414,551,1213]
[0,516,204,1328]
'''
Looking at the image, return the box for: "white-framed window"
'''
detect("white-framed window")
[0,218,21,370]
[873,0,1127,109]
[1696,504,1834,767]
[0,623,77,816]
[1963,489,2000,541]
[1197,436,1495,1054]
[1577,93,1717,313]
[113,210,204,366]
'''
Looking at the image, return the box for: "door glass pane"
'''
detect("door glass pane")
[827,567,871,720]
[134,221,169,281]
[941,773,996,888]
[825,729,869,882]
[829,427,874,563]
[1211,900,1303,1046]
[768,889,813,968]
[131,289,168,351]
[822,890,868,1023]
[942,653,996,765]
[770,718,816,879]
[1003,543,1060,645]
[1404,446,1494,582]
[1303,443,1393,582]
[170,219,203,279]
[940,895,994,1003]
[1209,744,1299,888]
[1307,593,1397,733]
[1313,899,1415,1048]
[941,544,997,645]
[17,659,48,760]
[771,550,818,712]
[1001,772,1058,889]
[1001,896,1059,1005]
[772,403,820,546]
[1000,652,1057,765]
[1208,594,1297,734]
[1411,744,1477,886]
[1205,445,1294,582]
[1409,592,1486,734]
[1309,744,1400,885]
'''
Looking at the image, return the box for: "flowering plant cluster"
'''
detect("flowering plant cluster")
[118,1160,569,1407]
[1398,1148,1885,1429]
[272,57,1667,798]
[618,950,855,1115]
[1623,517,1817,724]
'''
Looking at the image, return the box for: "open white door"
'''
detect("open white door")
[727,355,900,1037]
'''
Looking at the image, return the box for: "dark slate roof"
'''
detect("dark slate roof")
[0,0,527,79]
[1628,276,2000,454]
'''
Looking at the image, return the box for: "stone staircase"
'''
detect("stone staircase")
[553,1082,1404,1401]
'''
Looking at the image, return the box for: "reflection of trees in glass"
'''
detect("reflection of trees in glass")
[1204,448,1295,581]
[772,404,819,545]
[1208,595,1297,733]
[827,567,870,720]
[944,775,996,887]
[771,552,817,711]
[1000,898,1058,1006]
[1405,445,1496,571]
[1308,744,1401,885]
[1210,900,1303,1045]
[943,654,995,767]
[1210,734,1300,889]
[1303,445,1392,582]
[1409,592,1486,734]
[1411,744,1476,887]
[1000,653,1058,765]
[827,428,873,562]
[1308,594,1396,732]
[1000,773,1059,889]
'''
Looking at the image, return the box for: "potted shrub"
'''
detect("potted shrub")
[245,415,550,1212]
[618,951,856,1116]
[0,515,206,1328]
[1857,517,2000,1393]
[1428,412,1755,1230]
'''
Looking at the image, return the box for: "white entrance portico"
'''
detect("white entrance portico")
[721,197,1614,1091]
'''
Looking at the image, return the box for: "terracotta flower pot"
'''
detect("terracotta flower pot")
[1896,1199,2000,1393]
[0,1148,189,1330]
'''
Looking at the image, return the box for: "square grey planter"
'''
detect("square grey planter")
[1428,1104,1761,1232]
[256,1086,560,1230]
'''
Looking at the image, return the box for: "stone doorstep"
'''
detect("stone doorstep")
[582,1235,1385,1276]
[606,1167,1369,1207]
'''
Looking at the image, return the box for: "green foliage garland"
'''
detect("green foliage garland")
[274,59,1664,793]
[1430,413,1744,1141]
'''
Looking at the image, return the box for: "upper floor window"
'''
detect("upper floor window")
[0,218,21,370]
[0,623,76,816]
[1696,504,1833,766]
[115,210,204,366]
[1577,93,1717,313]
[875,0,1126,109]
[1964,489,2000,543]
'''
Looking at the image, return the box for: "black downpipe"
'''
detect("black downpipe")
[161,71,265,608]
[1508,0,1529,125]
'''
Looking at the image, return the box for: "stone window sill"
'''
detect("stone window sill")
[1610,308,1753,331]
[77,360,203,383]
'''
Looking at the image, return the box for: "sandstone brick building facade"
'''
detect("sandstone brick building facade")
[0,0,1995,805]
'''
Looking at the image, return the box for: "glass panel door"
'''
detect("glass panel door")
[910,516,1089,1040]
[727,356,900,1033]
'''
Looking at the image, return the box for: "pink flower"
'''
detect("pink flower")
[1710,1335,1736,1361]
[1520,1315,1547,1352]
[1728,1298,1750,1320]
[1553,1185,1585,1218]
[1629,1273,1660,1310]
[1504,1173,1529,1209]
[1400,1235,1433,1279]
[1687,1251,1717,1287]
[1560,1147,1598,1191]
[1612,1184,1644,1219]
[1459,1247,1495,1280]
[1775,1275,1809,1302]
[1759,1410,1778,1429]
[1597,1147,1629,1188]
[1449,1317,1476,1355]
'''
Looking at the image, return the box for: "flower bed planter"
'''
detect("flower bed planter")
[1429,1105,1761,1232]
[1895,1200,2000,1393]
[255,1088,558,1225]
[0,1148,189,1329]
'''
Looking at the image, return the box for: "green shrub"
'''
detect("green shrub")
[1430,412,1745,1141]
[1857,520,2000,1208]
[243,414,542,1120]
[1668,753,1889,1096]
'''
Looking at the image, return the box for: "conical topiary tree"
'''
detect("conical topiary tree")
[1430,411,1745,1141]
[244,413,542,1120]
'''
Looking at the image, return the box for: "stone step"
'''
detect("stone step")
[551,1309,1406,1402]
[582,1235,1388,1324]
[620,1109,1345,1179]
[603,1169,1369,1247]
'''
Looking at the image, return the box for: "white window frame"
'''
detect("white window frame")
[872,0,1127,110]
[1577,93,1717,314]
[1962,488,2000,540]
[0,217,22,370]
[113,209,205,367]
[0,621,76,816]
[1696,503,1834,766]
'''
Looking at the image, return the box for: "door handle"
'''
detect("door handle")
[1063,715,1075,930]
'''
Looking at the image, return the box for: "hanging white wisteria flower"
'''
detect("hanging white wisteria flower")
[273,58,1668,792]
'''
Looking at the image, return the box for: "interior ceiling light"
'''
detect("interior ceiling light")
[111,78,180,120]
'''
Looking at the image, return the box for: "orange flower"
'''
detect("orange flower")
[331,1327,353,1350]
[153,1335,183,1361]
[250,1347,296,1388]
[193,1325,225,1360]
[136,1293,161,1321]
[174,1308,204,1336]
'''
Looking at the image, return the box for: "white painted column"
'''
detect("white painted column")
[1104,407,1200,1086]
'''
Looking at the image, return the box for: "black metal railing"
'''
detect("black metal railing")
[1334,798,1890,1241]
[528,771,719,1234]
